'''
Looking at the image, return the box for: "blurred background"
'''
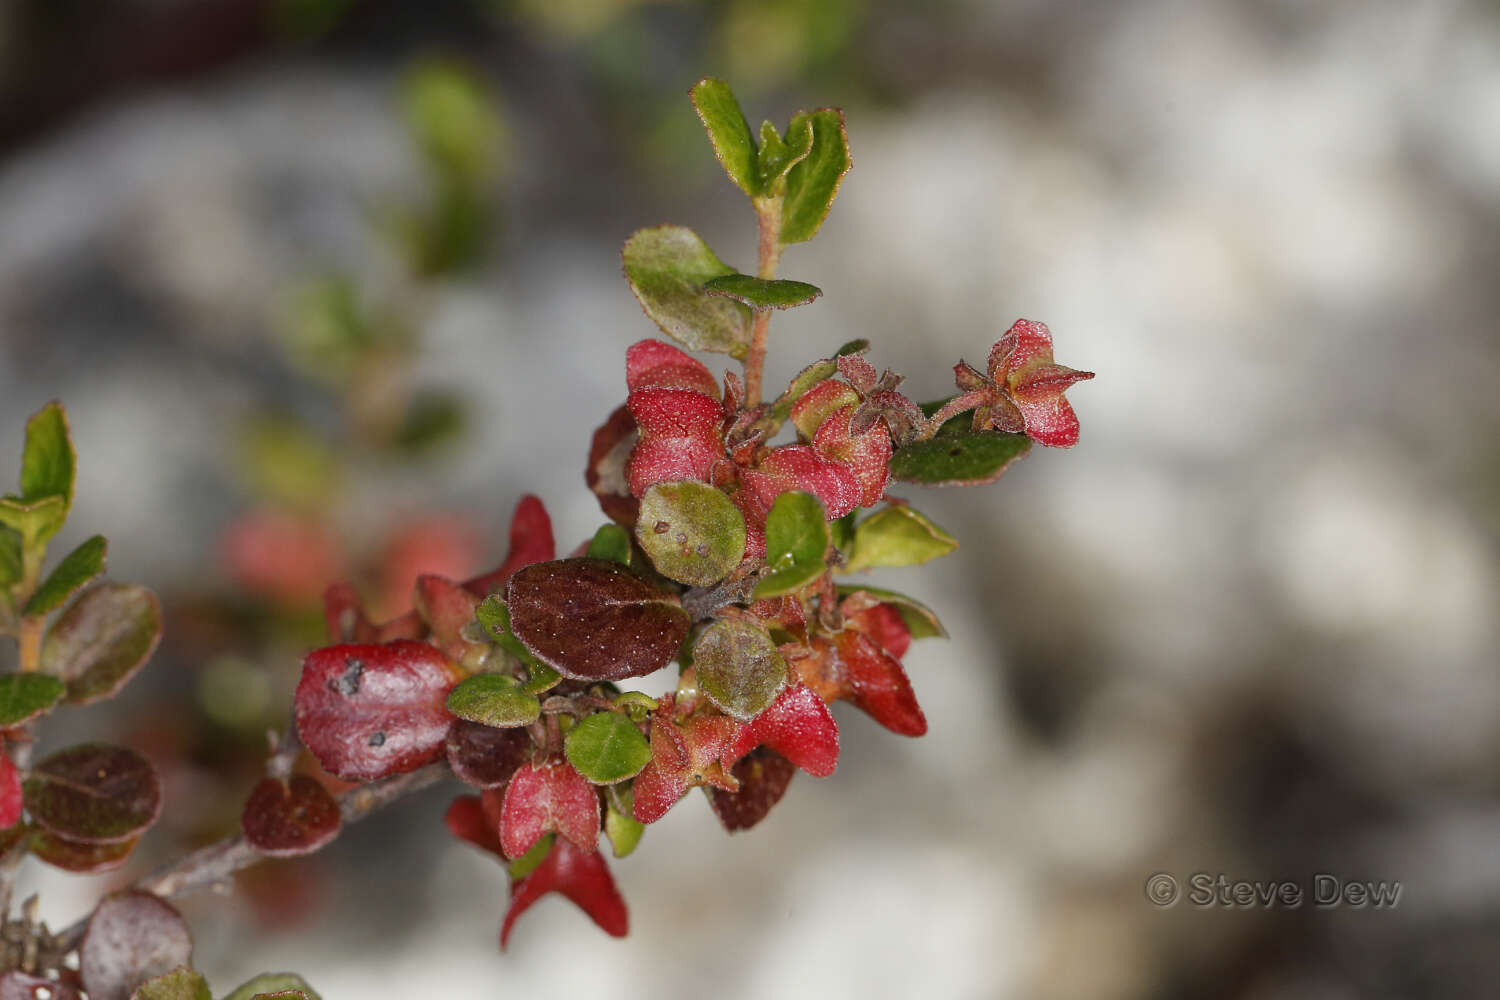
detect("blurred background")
[2,0,1499,996]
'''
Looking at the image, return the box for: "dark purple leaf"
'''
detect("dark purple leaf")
[505,559,689,681]
[241,776,341,858]
[23,743,161,844]
[0,971,83,1000]
[445,720,531,789]
[708,747,797,832]
[28,831,138,873]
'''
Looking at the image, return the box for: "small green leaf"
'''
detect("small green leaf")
[129,967,210,1000]
[393,391,465,455]
[635,481,747,587]
[19,402,74,508]
[753,491,830,599]
[758,118,811,190]
[612,690,658,720]
[446,674,541,728]
[0,495,67,550]
[692,620,788,720]
[0,673,66,726]
[42,583,163,704]
[0,527,20,588]
[564,711,651,784]
[24,534,106,616]
[605,799,645,858]
[691,78,759,196]
[224,973,321,1000]
[836,585,946,640]
[780,109,851,245]
[623,225,753,358]
[703,274,822,310]
[889,431,1032,487]
[844,506,957,572]
[586,524,632,565]
[476,596,560,693]
[508,832,554,879]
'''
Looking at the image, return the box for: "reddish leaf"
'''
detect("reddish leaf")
[708,748,797,833]
[0,971,82,1000]
[505,559,690,681]
[790,379,860,439]
[742,446,861,520]
[626,387,726,496]
[28,831,137,873]
[986,319,1094,448]
[725,683,839,776]
[797,632,927,737]
[811,405,892,508]
[241,776,342,857]
[586,405,641,526]
[323,584,425,643]
[501,837,628,948]
[414,574,481,661]
[294,640,462,781]
[445,720,531,789]
[0,751,19,829]
[464,495,557,597]
[842,598,912,659]
[625,340,721,398]
[499,757,600,858]
[80,891,193,1000]
[445,794,503,857]
[632,709,740,823]
[23,743,161,843]
[377,514,483,618]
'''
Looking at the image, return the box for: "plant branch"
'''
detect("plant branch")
[742,198,784,408]
[54,761,452,954]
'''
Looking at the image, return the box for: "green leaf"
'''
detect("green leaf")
[129,967,211,1000]
[20,401,74,508]
[844,506,957,573]
[393,391,465,455]
[692,620,788,720]
[780,109,851,245]
[622,225,753,358]
[508,832,553,879]
[564,711,651,784]
[42,583,163,704]
[0,495,67,550]
[224,973,321,1000]
[753,491,830,599]
[888,431,1032,487]
[586,524,632,565]
[757,119,811,190]
[605,795,645,858]
[635,481,747,587]
[691,78,759,196]
[0,526,20,588]
[836,585,947,640]
[703,274,822,310]
[24,534,106,616]
[446,674,540,728]
[0,674,65,726]
[476,596,561,693]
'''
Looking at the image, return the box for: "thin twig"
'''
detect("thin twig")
[54,761,452,954]
[742,198,784,407]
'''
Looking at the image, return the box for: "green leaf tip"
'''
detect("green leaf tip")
[24,534,106,617]
[20,401,75,510]
[691,78,760,197]
[780,108,851,245]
